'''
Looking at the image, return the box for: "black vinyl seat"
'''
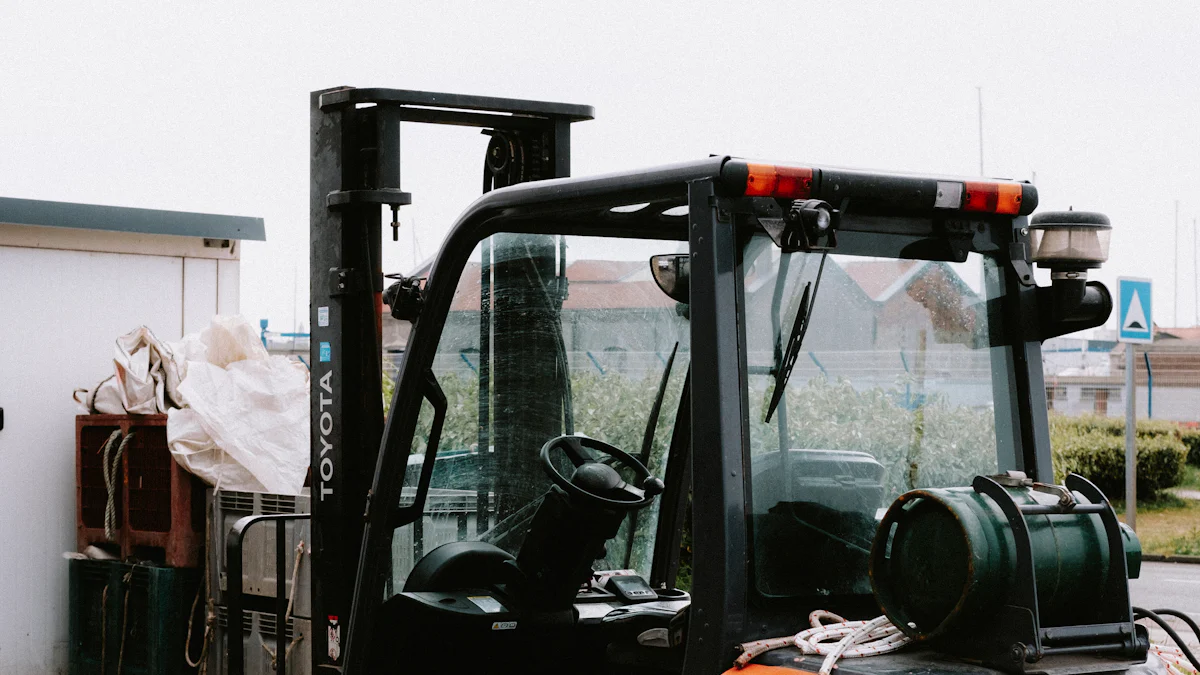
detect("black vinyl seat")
[402,540,525,592]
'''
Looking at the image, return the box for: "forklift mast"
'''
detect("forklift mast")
[307,87,592,673]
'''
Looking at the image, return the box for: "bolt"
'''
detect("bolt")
[1020,227,1029,236]
[1010,645,1025,662]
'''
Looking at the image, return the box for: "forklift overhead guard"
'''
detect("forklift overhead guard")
[222,86,1169,675]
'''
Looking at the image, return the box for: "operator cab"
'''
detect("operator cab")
[368,229,694,674]
[354,157,1117,675]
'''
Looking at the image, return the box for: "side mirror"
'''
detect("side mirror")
[650,254,689,304]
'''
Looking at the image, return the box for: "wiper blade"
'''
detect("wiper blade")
[764,253,827,423]
[639,342,679,465]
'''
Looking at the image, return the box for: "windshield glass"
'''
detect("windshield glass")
[741,235,1016,598]
[389,233,690,592]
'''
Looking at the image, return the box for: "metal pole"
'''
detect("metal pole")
[1194,217,1198,325]
[1125,345,1137,530]
[977,86,984,176]
[1175,200,1180,326]
[1144,351,1153,419]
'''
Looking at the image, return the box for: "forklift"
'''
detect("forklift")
[223,87,1199,675]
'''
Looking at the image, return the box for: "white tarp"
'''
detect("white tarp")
[77,316,310,495]
[75,326,185,415]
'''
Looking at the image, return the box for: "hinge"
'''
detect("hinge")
[1009,242,1035,286]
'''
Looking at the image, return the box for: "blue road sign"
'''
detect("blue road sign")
[1118,277,1153,344]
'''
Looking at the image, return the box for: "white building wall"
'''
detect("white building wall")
[0,224,239,674]
[183,256,218,335]
[217,259,240,315]
[1135,387,1200,423]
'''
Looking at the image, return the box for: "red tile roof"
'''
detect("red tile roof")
[841,260,921,302]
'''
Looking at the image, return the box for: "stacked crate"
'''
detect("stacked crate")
[76,414,205,566]
[72,414,207,674]
[67,559,201,675]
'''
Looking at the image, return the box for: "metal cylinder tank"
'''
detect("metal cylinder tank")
[870,482,1140,639]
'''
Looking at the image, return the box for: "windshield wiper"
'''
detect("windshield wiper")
[622,341,679,569]
[764,253,827,423]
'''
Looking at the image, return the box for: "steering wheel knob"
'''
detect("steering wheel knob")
[642,476,665,496]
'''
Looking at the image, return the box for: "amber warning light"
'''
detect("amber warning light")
[744,163,813,199]
[731,161,1033,216]
[962,181,1023,215]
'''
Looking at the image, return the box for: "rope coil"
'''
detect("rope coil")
[99,430,134,541]
[736,611,911,674]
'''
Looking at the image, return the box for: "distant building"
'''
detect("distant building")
[1042,325,1200,422]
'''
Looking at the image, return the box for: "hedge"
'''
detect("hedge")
[385,365,1190,504]
[1181,427,1200,466]
[1049,414,1188,499]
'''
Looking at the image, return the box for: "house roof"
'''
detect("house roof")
[0,196,266,241]
[841,259,979,305]
[841,260,925,302]
[1157,326,1200,341]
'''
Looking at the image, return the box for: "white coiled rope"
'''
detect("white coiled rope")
[736,610,911,674]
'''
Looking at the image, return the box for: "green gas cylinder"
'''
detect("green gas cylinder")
[869,477,1140,640]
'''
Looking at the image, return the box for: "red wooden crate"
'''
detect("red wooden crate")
[76,414,205,567]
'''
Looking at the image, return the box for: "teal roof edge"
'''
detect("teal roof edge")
[0,196,266,241]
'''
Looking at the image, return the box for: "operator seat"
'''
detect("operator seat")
[402,540,524,593]
[370,435,675,674]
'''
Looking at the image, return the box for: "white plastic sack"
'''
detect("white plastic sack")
[75,326,183,414]
[166,315,310,494]
[197,314,268,368]
[172,357,309,494]
[166,407,270,492]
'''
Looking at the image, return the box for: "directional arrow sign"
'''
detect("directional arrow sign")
[1118,277,1153,344]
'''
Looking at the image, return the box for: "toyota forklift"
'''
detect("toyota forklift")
[226,87,1198,675]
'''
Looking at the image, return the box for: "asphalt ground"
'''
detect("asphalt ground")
[1131,561,1200,651]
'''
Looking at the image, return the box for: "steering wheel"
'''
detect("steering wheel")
[540,435,665,509]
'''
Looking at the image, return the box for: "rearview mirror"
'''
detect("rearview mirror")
[650,254,689,304]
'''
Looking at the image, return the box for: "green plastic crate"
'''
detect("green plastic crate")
[68,559,201,675]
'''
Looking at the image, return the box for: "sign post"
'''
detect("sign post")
[1118,277,1153,530]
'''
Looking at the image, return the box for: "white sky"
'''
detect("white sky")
[3,1,1199,334]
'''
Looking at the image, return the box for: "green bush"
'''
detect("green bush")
[1049,414,1188,499]
[1049,414,1178,440]
[1180,427,1200,466]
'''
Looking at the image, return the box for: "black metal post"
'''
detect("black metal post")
[683,184,751,674]
[310,89,393,674]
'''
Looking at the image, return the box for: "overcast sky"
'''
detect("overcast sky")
[3,1,1198,334]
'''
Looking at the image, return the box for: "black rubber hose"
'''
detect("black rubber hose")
[1134,606,1200,672]
[1152,609,1200,651]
